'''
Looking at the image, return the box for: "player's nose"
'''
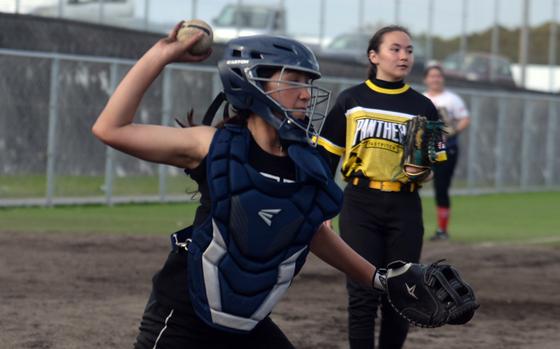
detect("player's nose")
[299,87,311,101]
[399,51,410,61]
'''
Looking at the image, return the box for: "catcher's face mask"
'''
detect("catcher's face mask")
[250,66,330,146]
[218,35,331,147]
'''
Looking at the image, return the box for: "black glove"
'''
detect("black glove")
[372,260,479,328]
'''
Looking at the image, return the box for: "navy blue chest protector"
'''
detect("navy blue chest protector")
[180,125,343,332]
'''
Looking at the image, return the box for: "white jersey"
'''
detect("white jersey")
[423,90,469,124]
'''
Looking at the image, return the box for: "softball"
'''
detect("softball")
[176,19,213,55]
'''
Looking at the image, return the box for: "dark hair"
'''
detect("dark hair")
[423,64,445,78]
[176,106,249,129]
[257,66,280,80]
[216,110,249,128]
[367,25,412,80]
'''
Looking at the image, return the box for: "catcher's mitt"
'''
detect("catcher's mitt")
[401,116,447,182]
[375,260,479,328]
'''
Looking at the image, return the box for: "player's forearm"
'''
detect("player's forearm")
[310,224,375,288]
[455,117,470,134]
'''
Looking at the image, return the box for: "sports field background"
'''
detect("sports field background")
[2,191,559,349]
[1,191,558,244]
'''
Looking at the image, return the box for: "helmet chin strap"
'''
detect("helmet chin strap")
[277,116,312,148]
[202,92,229,126]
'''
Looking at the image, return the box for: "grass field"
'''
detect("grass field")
[0,175,197,198]
[1,191,558,244]
[421,191,560,243]
[0,174,519,198]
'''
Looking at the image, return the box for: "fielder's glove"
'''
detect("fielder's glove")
[401,116,447,182]
[372,260,479,328]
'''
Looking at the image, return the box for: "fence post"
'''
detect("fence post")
[45,57,61,207]
[545,99,558,186]
[466,94,480,193]
[494,97,507,191]
[159,68,173,202]
[104,148,115,206]
[191,0,198,18]
[520,98,532,189]
[144,0,150,31]
[99,0,105,24]
[212,70,223,118]
[104,62,119,206]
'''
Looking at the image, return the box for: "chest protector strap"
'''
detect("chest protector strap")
[184,125,342,332]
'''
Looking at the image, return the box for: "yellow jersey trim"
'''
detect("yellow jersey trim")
[315,136,345,156]
[365,79,410,95]
[345,106,415,121]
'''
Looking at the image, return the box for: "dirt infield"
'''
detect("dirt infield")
[1,231,559,349]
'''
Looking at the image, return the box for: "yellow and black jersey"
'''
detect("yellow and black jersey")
[318,78,439,183]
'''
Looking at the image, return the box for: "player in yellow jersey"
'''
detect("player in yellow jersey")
[318,26,443,349]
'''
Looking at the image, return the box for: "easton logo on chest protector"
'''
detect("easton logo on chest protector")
[258,209,282,226]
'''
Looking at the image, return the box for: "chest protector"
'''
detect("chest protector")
[186,125,342,332]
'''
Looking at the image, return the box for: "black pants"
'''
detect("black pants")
[134,293,295,349]
[433,145,459,208]
[339,185,424,349]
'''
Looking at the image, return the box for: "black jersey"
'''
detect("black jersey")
[152,133,296,312]
[318,78,438,183]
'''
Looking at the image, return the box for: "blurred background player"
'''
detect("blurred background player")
[423,65,471,241]
[318,25,441,349]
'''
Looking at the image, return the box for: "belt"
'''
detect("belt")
[351,177,418,192]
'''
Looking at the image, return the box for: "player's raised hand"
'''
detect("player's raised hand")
[154,21,213,64]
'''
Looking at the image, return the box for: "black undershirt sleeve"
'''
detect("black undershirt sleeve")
[321,93,347,148]
[318,92,348,177]
[317,146,340,177]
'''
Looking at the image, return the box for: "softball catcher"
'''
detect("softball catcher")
[92,23,476,349]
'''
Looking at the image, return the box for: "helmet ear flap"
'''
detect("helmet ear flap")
[236,92,253,111]
[245,95,253,109]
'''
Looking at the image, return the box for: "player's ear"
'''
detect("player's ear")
[368,50,378,65]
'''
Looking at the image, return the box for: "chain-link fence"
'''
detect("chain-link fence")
[0,48,219,206]
[1,48,559,206]
[3,0,560,93]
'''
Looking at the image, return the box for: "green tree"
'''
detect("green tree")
[417,21,560,64]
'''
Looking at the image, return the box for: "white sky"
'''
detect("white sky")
[0,0,556,40]
[140,0,557,39]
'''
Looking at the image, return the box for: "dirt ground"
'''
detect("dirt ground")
[1,230,560,349]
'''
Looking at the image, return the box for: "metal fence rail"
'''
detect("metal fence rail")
[1,48,559,207]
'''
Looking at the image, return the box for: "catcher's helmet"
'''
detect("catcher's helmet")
[218,35,331,146]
